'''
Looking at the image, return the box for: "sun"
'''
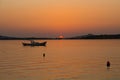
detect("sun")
[59,35,64,39]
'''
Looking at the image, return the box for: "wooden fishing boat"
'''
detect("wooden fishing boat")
[22,40,47,46]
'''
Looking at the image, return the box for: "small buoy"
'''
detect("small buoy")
[107,61,110,68]
[43,53,45,57]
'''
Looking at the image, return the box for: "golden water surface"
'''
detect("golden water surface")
[0,40,120,80]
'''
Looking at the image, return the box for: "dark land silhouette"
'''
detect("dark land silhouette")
[68,34,120,39]
[0,34,120,40]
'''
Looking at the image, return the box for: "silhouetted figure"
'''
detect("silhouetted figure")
[43,53,45,57]
[107,61,110,68]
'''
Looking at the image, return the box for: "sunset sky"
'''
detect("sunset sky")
[0,0,120,37]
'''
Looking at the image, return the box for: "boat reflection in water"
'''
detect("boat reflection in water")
[22,40,47,46]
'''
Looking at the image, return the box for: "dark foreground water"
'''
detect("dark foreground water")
[0,40,120,80]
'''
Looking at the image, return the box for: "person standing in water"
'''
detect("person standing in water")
[107,61,111,68]
[43,53,45,57]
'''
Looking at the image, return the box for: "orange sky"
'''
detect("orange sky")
[0,0,120,37]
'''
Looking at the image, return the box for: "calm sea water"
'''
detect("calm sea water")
[0,40,120,80]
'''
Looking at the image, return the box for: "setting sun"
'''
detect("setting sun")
[59,35,64,39]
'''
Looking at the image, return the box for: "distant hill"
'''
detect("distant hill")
[0,35,17,39]
[68,34,120,39]
[0,35,54,40]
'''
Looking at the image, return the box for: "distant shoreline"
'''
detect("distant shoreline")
[0,38,120,40]
[0,34,120,40]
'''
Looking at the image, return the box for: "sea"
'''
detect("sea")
[0,40,120,80]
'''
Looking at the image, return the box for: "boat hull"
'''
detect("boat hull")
[22,41,47,46]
